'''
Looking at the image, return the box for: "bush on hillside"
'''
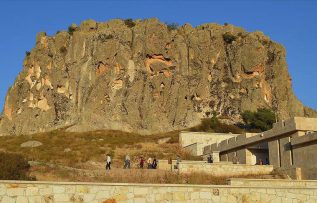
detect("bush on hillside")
[241,108,276,132]
[68,25,77,35]
[189,113,243,134]
[166,22,179,31]
[124,18,136,28]
[222,32,237,44]
[0,152,35,180]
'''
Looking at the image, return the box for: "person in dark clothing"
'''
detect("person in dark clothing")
[152,157,158,169]
[265,158,269,165]
[139,157,145,169]
[168,157,173,171]
[176,155,181,169]
[124,154,131,169]
[207,154,213,163]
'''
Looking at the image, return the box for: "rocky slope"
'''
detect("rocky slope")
[0,18,316,135]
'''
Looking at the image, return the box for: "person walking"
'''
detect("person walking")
[176,155,181,169]
[168,157,172,171]
[152,157,158,169]
[106,154,111,170]
[124,154,131,169]
[147,157,152,169]
[139,156,145,169]
[207,154,213,163]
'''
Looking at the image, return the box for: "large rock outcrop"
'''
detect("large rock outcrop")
[0,18,316,135]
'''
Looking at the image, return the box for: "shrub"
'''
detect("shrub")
[124,18,136,28]
[241,108,276,131]
[166,22,179,31]
[0,152,35,180]
[25,51,31,56]
[68,25,77,35]
[189,113,243,134]
[222,33,237,44]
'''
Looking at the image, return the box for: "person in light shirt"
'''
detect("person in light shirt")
[106,154,111,170]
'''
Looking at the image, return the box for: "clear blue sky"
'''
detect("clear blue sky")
[0,0,316,112]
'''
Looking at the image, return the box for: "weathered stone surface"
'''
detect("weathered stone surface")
[16,196,28,203]
[0,18,316,135]
[157,137,171,144]
[1,196,15,203]
[20,140,43,148]
[0,180,312,202]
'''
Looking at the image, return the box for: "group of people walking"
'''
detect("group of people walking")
[105,154,158,170]
[139,156,158,169]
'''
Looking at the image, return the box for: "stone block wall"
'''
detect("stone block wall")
[228,178,317,187]
[292,132,317,180]
[0,180,317,203]
[183,142,204,156]
[177,162,274,176]
[179,131,237,148]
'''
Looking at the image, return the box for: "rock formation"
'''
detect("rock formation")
[0,18,316,135]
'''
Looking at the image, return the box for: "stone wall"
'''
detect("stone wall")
[292,132,317,180]
[158,160,274,176]
[183,143,204,156]
[0,180,317,203]
[179,131,238,148]
[228,178,317,187]
[178,161,274,176]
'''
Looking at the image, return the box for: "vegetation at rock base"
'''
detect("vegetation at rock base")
[0,152,35,180]
[189,113,243,134]
[241,108,276,131]
[124,18,136,28]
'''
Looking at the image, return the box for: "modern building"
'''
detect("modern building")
[180,117,317,180]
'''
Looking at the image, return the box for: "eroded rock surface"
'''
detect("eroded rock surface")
[0,18,316,135]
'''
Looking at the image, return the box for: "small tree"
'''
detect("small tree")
[166,23,179,31]
[68,25,77,35]
[124,18,136,28]
[241,108,276,131]
[189,112,243,134]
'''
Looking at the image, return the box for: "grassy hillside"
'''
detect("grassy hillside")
[0,129,197,168]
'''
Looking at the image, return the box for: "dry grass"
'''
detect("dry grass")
[29,164,284,185]
[0,129,198,169]
[0,125,278,184]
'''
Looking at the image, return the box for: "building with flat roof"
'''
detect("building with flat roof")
[181,117,317,180]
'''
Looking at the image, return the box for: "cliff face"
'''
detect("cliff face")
[0,18,316,135]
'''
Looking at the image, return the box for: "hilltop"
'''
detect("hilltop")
[0,18,316,136]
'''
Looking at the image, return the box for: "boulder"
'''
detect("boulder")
[20,141,43,148]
